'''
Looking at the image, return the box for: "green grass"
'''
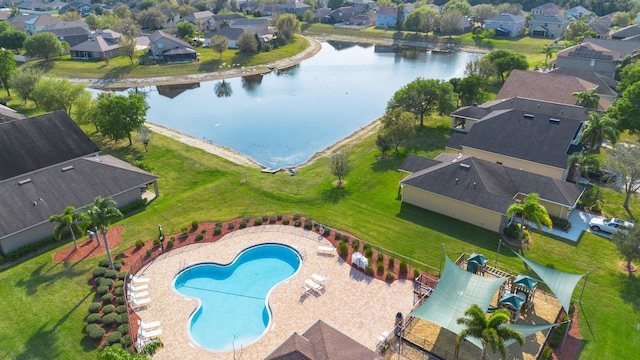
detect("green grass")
[19,36,309,80]
[1,114,639,358]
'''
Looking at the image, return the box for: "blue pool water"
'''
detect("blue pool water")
[173,244,301,351]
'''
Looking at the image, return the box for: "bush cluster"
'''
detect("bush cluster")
[86,324,105,340]
[269,216,277,224]
[195,233,204,241]
[99,278,114,288]
[262,215,269,222]
[214,226,222,235]
[240,220,247,228]
[92,267,108,278]
[118,198,146,215]
[399,261,408,275]
[550,216,571,230]
[504,222,520,239]
[191,220,199,230]
[338,241,348,256]
[304,220,313,230]
[282,218,290,225]
[254,218,263,226]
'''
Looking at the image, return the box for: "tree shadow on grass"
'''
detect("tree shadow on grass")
[616,271,640,312]
[101,64,134,80]
[15,261,86,296]
[404,123,451,155]
[320,186,351,204]
[197,58,222,73]
[370,154,403,173]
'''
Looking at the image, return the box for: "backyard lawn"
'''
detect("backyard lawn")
[0,113,638,359]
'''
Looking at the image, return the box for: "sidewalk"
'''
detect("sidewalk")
[528,210,602,243]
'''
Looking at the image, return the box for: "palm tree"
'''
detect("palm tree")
[539,43,557,66]
[506,193,552,240]
[456,304,524,360]
[86,196,123,270]
[567,152,601,182]
[580,111,619,152]
[98,338,163,359]
[572,89,600,109]
[49,206,87,250]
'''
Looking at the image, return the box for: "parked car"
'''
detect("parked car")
[587,169,618,184]
[589,217,634,234]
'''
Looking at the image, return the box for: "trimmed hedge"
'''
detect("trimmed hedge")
[101,313,118,326]
[92,267,108,278]
[102,304,115,314]
[119,198,147,214]
[96,286,110,296]
[116,305,128,314]
[86,324,105,340]
[88,302,102,313]
[101,293,114,303]
[104,270,118,279]
[116,313,129,325]
[105,331,122,345]
[86,313,102,324]
[99,278,114,288]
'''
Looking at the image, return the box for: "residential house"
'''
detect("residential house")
[0,104,27,123]
[589,21,610,39]
[529,15,569,38]
[610,24,640,40]
[22,14,62,35]
[376,5,413,29]
[265,320,383,360]
[351,0,374,10]
[350,11,376,26]
[564,6,595,23]
[43,25,90,47]
[496,70,611,110]
[548,67,619,104]
[204,27,244,48]
[399,154,583,233]
[148,30,198,63]
[180,10,214,31]
[210,13,246,30]
[448,98,587,181]
[229,18,268,36]
[531,3,563,17]
[8,15,38,32]
[281,0,310,15]
[58,1,93,17]
[554,42,620,79]
[320,6,366,24]
[70,29,121,60]
[483,13,526,38]
[0,12,9,21]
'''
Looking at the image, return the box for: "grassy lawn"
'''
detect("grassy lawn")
[1,113,638,358]
[19,36,309,80]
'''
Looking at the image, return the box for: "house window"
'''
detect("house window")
[590,58,595,67]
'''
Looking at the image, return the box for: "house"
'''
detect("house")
[22,14,63,35]
[264,320,383,360]
[43,25,90,47]
[554,42,620,79]
[281,0,310,15]
[320,6,366,24]
[548,68,619,104]
[376,5,414,29]
[589,21,610,39]
[564,6,595,23]
[204,28,244,48]
[350,10,376,26]
[610,24,640,40]
[180,10,214,31]
[351,0,374,10]
[229,18,268,36]
[531,3,563,17]
[496,70,611,110]
[58,1,93,17]
[70,29,121,60]
[483,13,526,38]
[148,30,198,63]
[0,12,9,21]
[448,99,587,181]
[0,104,27,123]
[210,13,246,30]
[528,15,569,38]
[399,154,582,233]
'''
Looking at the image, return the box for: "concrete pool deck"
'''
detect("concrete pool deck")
[133,225,415,359]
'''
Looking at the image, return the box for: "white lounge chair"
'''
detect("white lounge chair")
[129,283,149,292]
[128,290,150,300]
[311,273,328,284]
[382,330,390,338]
[138,320,161,330]
[131,297,151,309]
[305,279,324,293]
[302,285,312,296]
[130,274,150,284]
[139,327,162,339]
[135,337,152,351]
[318,246,336,255]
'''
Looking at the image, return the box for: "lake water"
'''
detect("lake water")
[133,42,480,168]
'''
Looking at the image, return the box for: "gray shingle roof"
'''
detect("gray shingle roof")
[401,155,582,214]
[399,154,441,173]
[0,155,157,239]
[583,37,640,57]
[486,13,525,23]
[0,111,100,181]
[549,68,619,97]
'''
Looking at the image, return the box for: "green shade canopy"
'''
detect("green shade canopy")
[499,293,525,310]
[514,275,538,291]
[468,253,489,266]
[515,253,584,313]
[409,257,508,349]
[503,323,559,346]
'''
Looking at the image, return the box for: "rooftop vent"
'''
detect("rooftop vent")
[459,163,471,171]
[61,165,74,172]
[18,178,32,185]
[524,113,534,119]
[550,118,561,124]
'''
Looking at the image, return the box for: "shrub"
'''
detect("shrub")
[282,218,290,225]
[86,313,102,324]
[195,233,204,241]
[113,262,122,271]
[214,226,222,235]
[102,313,118,325]
[114,280,124,288]
[86,324,105,340]
[342,234,350,242]
[99,278,114,288]
[104,270,118,279]
[240,220,247,228]
[200,228,206,234]
[115,296,125,305]
[228,222,235,230]
[146,249,152,257]
[191,220,199,230]
[118,198,146,214]
[377,253,384,262]
[293,214,301,220]
[269,216,277,224]
[364,246,374,258]
[262,215,269,222]
[181,227,188,236]
[388,257,395,268]
[323,227,330,236]
[549,317,570,347]
[96,285,110,296]
[88,302,102,313]
[102,304,116,314]
[365,263,374,276]
[167,238,174,248]
[117,323,129,334]
[116,313,129,325]
[338,240,348,256]
[334,232,342,240]
[135,239,145,249]
[216,222,223,227]
[550,216,571,230]
[116,305,128,314]
[120,335,133,347]
[254,218,263,226]
[504,222,520,238]
[377,262,385,274]
[92,267,108,278]
[304,220,313,230]
[352,239,359,250]
[413,268,420,279]
[101,293,114,303]
[277,214,283,221]
[386,271,395,282]
[105,331,122,345]
[153,238,160,246]
[540,348,553,360]
[294,220,301,227]
[399,260,408,275]
[98,259,111,268]
[117,271,128,280]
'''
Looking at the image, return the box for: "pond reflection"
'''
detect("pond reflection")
[214,80,233,98]
[157,83,201,99]
[241,74,263,92]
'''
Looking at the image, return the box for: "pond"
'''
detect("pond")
[129,42,480,169]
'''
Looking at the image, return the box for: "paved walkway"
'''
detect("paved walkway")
[133,225,415,359]
[528,210,606,242]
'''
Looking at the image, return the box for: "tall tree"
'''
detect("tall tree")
[137,8,165,30]
[210,35,228,59]
[604,142,640,209]
[327,0,344,10]
[23,32,63,61]
[443,0,472,16]
[484,49,528,82]
[238,31,258,53]
[32,78,87,114]
[564,20,597,45]
[276,14,300,41]
[85,14,100,30]
[452,75,488,106]
[539,43,557,66]
[0,29,28,54]
[439,11,464,36]
[86,196,123,271]
[505,193,552,240]
[611,226,640,277]
[330,151,352,186]
[380,108,416,153]
[95,92,149,146]
[572,89,600,109]
[567,152,600,182]
[609,81,640,132]
[49,206,87,251]
[10,68,41,104]
[471,4,498,26]
[177,21,196,39]
[456,304,524,360]
[580,111,619,151]
[0,50,16,96]
[387,78,456,127]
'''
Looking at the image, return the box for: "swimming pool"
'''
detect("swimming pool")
[173,243,301,351]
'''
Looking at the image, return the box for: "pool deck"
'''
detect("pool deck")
[133,225,415,359]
